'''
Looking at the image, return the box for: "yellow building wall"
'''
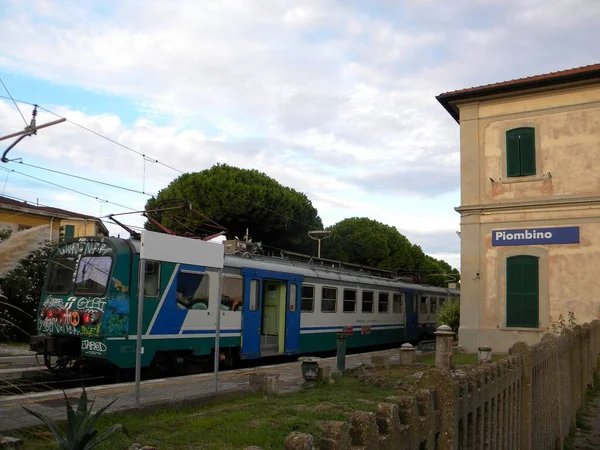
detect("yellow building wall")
[0,211,60,239]
[59,219,100,237]
[456,82,600,353]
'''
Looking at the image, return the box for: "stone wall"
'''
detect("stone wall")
[272,321,600,450]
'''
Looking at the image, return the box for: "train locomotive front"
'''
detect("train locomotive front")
[30,237,133,371]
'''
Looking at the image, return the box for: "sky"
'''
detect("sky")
[1,0,600,272]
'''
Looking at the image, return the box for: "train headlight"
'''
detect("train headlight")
[47,309,55,319]
[70,311,80,327]
[82,313,90,325]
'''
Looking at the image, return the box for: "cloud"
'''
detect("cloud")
[2,0,600,270]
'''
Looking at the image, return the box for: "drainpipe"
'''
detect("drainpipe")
[49,217,54,241]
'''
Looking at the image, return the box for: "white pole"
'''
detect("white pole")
[213,268,223,392]
[135,259,146,407]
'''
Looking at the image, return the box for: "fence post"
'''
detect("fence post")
[542,333,563,448]
[509,342,532,450]
[400,343,416,365]
[573,325,583,408]
[435,325,455,371]
[582,324,592,389]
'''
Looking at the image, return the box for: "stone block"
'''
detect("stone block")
[399,343,416,365]
[284,432,314,450]
[248,372,279,395]
[349,411,378,449]
[320,421,352,450]
[371,354,390,369]
[318,365,332,381]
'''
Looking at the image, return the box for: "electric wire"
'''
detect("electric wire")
[9,161,155,197]
[0,166,136,212]
[0,78,28,126]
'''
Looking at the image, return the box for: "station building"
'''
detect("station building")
[437,63,600,353]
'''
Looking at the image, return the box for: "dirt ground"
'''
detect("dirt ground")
[571,395,600,449]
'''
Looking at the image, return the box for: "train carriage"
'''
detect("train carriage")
[29,231,460,373]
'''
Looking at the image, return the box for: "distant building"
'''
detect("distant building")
[437,63,600,352]
[0,195,109,241]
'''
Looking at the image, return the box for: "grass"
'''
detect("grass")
[12,375,400,450]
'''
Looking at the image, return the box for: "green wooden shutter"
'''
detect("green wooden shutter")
[506,131,521,177]
[64,225,75,238]
[519,128,536,176]
[506,255,539,328]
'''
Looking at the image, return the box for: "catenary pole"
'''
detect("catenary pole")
[135,259,146,407]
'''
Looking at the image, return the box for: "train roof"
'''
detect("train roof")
[123,236,459,295]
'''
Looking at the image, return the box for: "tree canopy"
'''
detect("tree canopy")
[322,217,460,286]
[144,164,323,253]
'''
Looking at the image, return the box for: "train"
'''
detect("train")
[29,230,460,373]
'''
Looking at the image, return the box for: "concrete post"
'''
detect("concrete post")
[434,325,455,371]
[400,343,416,365]
[477,346,492,363]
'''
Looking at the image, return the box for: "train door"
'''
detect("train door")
[240,268,302,359]
[241,277,262,359]
[284,282,301,355]
[404,291,419,342]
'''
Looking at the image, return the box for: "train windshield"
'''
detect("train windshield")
[46,254,113,296]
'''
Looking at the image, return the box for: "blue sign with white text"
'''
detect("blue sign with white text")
[492,227,580,246]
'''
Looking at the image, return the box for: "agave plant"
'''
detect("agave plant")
[23,387,127,449]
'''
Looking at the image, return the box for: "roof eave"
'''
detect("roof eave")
[437,69,600,124]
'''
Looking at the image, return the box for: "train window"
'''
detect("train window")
[419,296,428,314]
[176,271,210,310]
[321,287,337,313]
[378,292,389,313]
[301,285,315,312]
[393,293,403,314]
[438,297,446,310]
[362,291,374,313]
[343,289,357,313]
[430,298,438,314]
[142,260,160,297]
[221,276,243,311]
[249,279,259,311]
[289,284,297,312]
[47,256,77,294]
[74,256,112,296]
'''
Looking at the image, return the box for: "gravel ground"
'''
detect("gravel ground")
[0,343,35,356]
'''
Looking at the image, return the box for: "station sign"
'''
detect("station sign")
[492,226,580,246]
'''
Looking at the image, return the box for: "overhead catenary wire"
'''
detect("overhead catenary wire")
[0,78,28,127]
[0,166,137,212]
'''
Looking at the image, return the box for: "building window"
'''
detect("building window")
[301,285,315,312]
[343,289,357,313]
[362,290,374,313]
[506,127,535,177]
[321,287,337,312]
[378,292,389,313]
[506,255,539,328]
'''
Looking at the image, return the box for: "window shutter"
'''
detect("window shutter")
[64,225,75,238]
[506,131,521,177]
[506,258,523,327]
[519,128,536,176]
[506,255,539,328]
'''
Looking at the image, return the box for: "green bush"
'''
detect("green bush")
[436,301,460,337]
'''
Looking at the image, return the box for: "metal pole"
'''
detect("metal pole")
[317,240,321,259]
[135,259,146,407]
[0,118,66,142]
[213,268,223,392]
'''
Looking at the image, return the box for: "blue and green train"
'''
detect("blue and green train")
[29,231,460,373]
